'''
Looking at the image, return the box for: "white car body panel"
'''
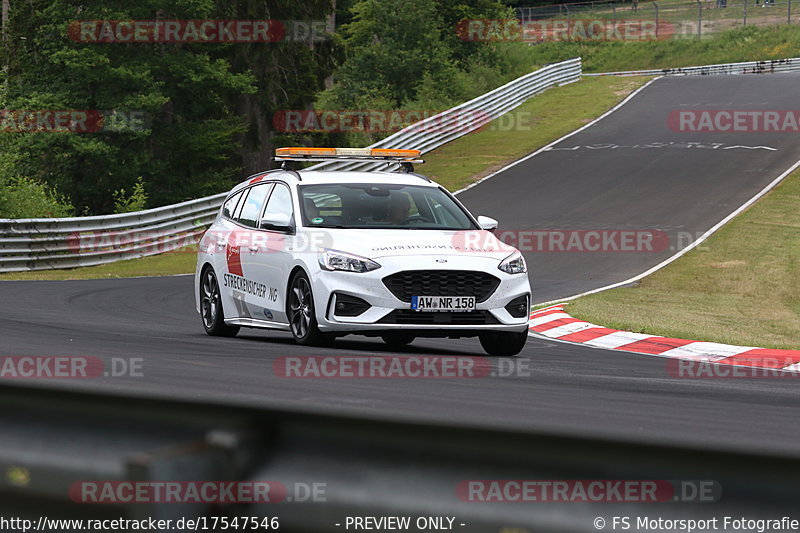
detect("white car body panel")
[195,170,531,338]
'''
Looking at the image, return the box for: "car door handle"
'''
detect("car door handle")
[216,241,227,250]
[249,245,259,254]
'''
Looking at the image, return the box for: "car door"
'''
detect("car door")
[246,181,296,324]
[224,183,273,320]
[208,188,246,320]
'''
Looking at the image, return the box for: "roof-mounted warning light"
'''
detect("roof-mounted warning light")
[274,147,424,173]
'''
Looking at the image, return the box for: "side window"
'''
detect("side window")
[261,183,294,224]
[235,184,273,228]
[302,192,342,224]
[222,191,243,220]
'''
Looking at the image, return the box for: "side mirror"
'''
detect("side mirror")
[476,215,498,232]
[260,212,294,233]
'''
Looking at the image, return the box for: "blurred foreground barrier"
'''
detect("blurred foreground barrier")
[1,383,800,531]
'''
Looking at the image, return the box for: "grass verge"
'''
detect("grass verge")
[527,25,800,73]
[568,167,800,350]
[0,247,197,281]
[0,75,650,281]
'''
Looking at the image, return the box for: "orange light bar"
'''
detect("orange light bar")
[370,148,420,158]
[276,147,337,157]
[275,147,421,159]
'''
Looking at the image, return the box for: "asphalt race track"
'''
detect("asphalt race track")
[3,74,800,456]
[459,74,800,301]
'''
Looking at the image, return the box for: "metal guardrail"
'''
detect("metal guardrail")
[3,383,800,531]
[0,193,227,272]
[586,56,800,76]
[0,59,582,273]
[307,58,583,173]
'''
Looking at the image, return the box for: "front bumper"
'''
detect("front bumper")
[310,255,531,336]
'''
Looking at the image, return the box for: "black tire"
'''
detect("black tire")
[288,271,334,346]
[479,330,528,357]
[380,333,416,346]
[200,267,240,337]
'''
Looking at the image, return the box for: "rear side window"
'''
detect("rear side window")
[222,191,244,220]
[235,184,273,228]
[261,183,294,222]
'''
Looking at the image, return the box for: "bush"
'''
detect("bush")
[0,176,74,219]
[113,177,149,214]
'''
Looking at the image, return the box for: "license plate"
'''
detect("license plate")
[411,296,476,312]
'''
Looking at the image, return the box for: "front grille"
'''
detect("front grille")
[378,310,499,325]
[382,270,500,303]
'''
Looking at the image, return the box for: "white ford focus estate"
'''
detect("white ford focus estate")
[195,148,531,356]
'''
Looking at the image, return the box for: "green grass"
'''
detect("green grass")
[527,25,800,72]
[0,246,197,281]
[0,76,650,281]
[569,168,800,350]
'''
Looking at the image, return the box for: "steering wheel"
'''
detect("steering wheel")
[403,214,434,225]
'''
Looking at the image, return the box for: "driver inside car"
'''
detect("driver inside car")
[384,193,411,224]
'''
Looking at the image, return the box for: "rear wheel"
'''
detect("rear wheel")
[200,267,239,337]
[288,272,334,346]
[479,330,528,357]
[380,333,415,346]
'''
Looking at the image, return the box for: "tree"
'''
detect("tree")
[323,0,450,110]
[0,0,336,214]
[318,0,532,145]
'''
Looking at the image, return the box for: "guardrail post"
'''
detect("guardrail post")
[654,3,659,37]
[565,4,571,37]
[698,0,703,36]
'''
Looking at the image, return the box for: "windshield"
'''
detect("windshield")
[298,183,478,230]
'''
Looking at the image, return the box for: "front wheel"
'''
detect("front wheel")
[288,272,334,346]
[200,267,239,337]
[479,330,528,357]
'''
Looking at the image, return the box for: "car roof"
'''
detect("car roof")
[230,170,439,193]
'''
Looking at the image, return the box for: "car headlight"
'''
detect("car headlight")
[498,251,527,274]
[319,250,381,273]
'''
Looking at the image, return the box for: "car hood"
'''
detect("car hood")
[300,229,517,260]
